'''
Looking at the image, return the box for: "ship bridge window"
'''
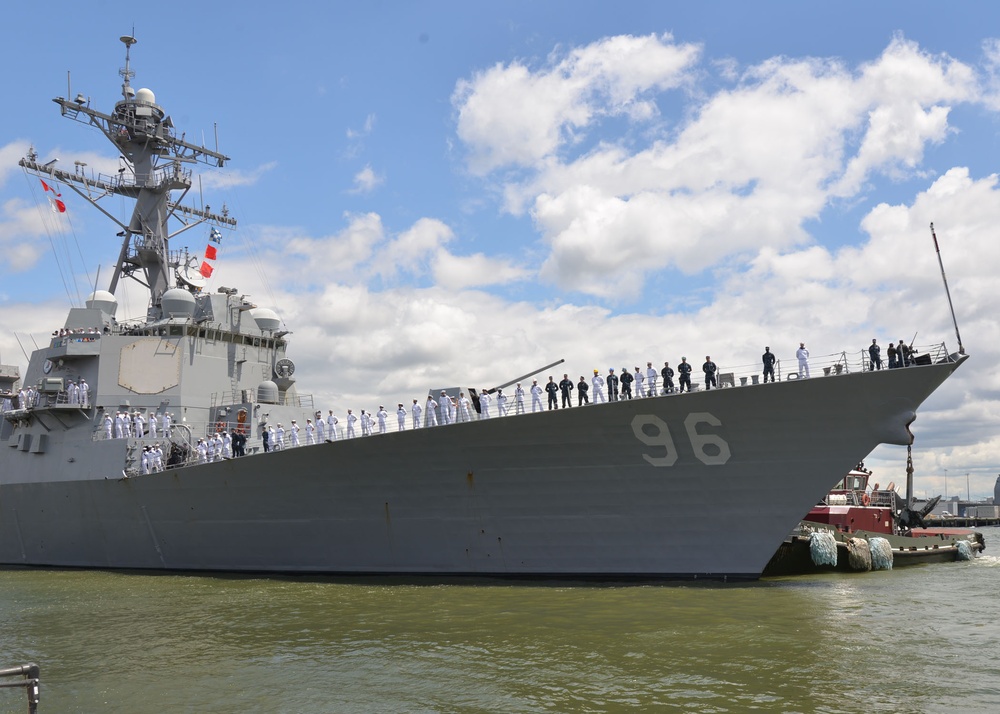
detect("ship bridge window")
[169,325,183,336]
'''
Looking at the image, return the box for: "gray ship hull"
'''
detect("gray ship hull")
[0,359,963,580]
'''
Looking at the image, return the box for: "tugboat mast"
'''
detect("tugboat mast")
[19,34,237,318]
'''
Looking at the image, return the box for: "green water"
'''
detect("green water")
[2,528,998,713]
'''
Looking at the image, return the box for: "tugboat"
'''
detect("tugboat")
[0,35,970,580]
[764,450,985,576]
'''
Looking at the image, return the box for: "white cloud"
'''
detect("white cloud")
[349,164,384,194]
[453,33,701,174]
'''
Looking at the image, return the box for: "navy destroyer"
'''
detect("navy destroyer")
[1,37,967,580]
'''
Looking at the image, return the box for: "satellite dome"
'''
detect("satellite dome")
[257,380,279,404]
[161,288,196,318]
[85,290,118,316]
[135,87,156,104]
[251,307,280,332]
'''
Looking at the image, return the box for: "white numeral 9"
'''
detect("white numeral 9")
[631,414,678,466]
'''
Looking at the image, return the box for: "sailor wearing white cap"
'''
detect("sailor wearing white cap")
[633,367,645,399]
[411,399,422,430]
[514,383,525,414]
[316,413,326,441]
[376,406,388,434]
[479,389,492,419]
[425,395,438,427]
[646,362,658,397]
[289,420,300,447]
[161,411,172,436]
[222,430,232,457]
[152,443,164,471]
[591,369,606,403]
[115,411,126,438]
[496,389,508,416]
[439,392,452,425]
[148,410,158,437]
[457,392,472,422]
[530,380,543,412]
[346,409,357,438]
[275,423,285,450]
[103,411,113,439]
[197,438,208,463]
[305,418,315,445]
[67,380,79,405]
[79,378,89,407]
[327,410,338,440]
[397,403,407,431]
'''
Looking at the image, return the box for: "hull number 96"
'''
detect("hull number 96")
[631,412,732,466]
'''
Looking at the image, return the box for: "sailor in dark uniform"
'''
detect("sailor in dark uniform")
[762,346,776,383]
[619,366,633,399]
[869,339,882,371]
[702,356,718,390]
[661,361,675,393]
[559,374,574,408]
[576,376,589,406]
[607,368,619,401]
[677,357,692,392]
[545,376,559,410]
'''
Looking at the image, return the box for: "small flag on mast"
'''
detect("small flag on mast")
[204,244,218,260]
[199,261,215,278]
[209,228,222,243]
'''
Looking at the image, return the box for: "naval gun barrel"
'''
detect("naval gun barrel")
[485,358,565,394]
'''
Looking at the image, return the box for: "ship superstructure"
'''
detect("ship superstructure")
[0,36,968,580]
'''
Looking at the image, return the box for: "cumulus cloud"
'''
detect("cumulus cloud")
[456,35,982,300]
[349,164,384,194]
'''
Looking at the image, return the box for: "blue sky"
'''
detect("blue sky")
[3,1,1000,498]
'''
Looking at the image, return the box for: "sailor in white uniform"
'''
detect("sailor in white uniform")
[115,411,126,439]
[425,396,438,427]
[439,392,452,425]
[479,389,492,419]
[222,430,232,458]
[148,411,158,437]
[496,389,508,416]
[457,392,472,422]
[530,380,543,413]
[346,409,357,438]
[274,424,285,450]
[213,431,225,460]
[316,413,326,441]
[196,438,208,463]
[79,378,89,407]
[327,410,338,440]
[360,410,372,436]
[633,368,645,399]
[397,403,407,431]
[134,412,146,438]
[376,406,388,434]
[591,370,606,403]
[411,399,422,429]
[161,412,172,437]
[514,383,525,414]
[152,444,164,472]
[305,418,315,445]
[646,362,658,397]
[103,412,114,439]
[141,446,151,474]
[289,420,300,447]
[67,380,79,405]
[796,342,810,378]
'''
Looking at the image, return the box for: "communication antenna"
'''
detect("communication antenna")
[929,223,964,355]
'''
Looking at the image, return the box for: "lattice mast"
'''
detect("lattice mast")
[19,35,236,317]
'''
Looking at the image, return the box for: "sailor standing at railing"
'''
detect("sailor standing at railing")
[197,438,208,463]
[214,431,225,460]
[141,446,151,474]
[633,368,645,399]
[531,380,543,412]
[222,430,232,457]
[514,383,525,414]
[458,392,472,421]
[161,411,172,436]
[425,395,439,427]
[79,378,89,407]
[646,363,658,397]
[479,389,493,419]
[103,412,113,439]
[115,411,127,438]
[496,389,508,416]
[377,407,388,434]
[133,411,145,438]
[607,368,618,401]
[316,413,326,441]
[439,392,453,425]
[327,410,338,439]
[796,342,810,378]
[153,443,164,471]
[592,370,606,403]
[661,362,675,393]
[148,410,158,437]
[359,410,371,436]
[275,423,285,449]
[290,420,300,446]
[397,403,407,431]
[67,380,79,405]
[305,418,315,444]
[411,399,422,429]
